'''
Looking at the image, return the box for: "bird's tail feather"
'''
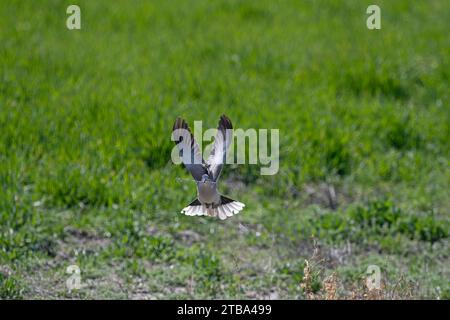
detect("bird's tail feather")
[180,196,245,220]
[181,198,207,216]
[216,195,245,220]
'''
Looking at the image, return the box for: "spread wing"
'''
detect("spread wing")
[172,117,207,181]
[206,114,233,181]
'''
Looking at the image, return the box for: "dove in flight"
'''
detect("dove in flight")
[172,114,245,220]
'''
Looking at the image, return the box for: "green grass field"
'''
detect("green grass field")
[0,0,449,299]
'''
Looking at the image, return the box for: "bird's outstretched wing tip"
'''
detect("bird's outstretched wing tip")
[173,117,188,131]
[219,114,232,129]
[173,117,180,131]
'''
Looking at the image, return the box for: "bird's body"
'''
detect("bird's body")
[196,177,220,205]
[172,115,245,220]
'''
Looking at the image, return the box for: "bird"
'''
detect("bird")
[172,114,245,220]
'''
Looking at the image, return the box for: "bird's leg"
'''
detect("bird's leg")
[205,203,214,216]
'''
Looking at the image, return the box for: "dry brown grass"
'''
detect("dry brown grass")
[323,272,338,300]
[299,239,416,300]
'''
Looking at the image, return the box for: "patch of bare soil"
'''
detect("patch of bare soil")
[56,226,112,260]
